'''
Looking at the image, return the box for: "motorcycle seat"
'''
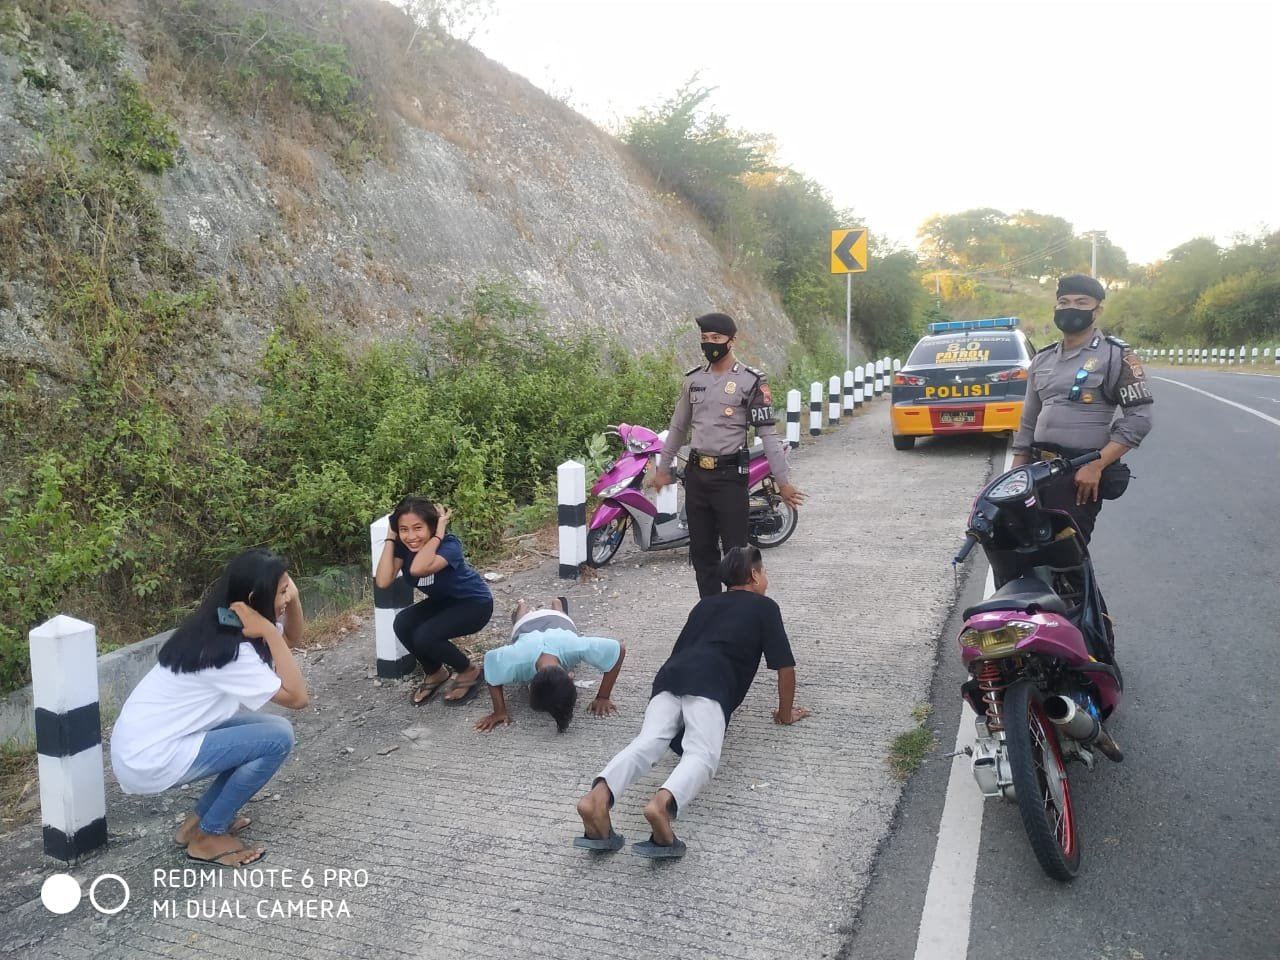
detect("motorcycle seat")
[962,575,1068,619]
[749,445,767,461]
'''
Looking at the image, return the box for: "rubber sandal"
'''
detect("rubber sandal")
[186,846,266,867]
[556,596,570,616]
[631,834,687,859]
[444,669,484,705]
[573,830,624,852]
[412,674,450,706]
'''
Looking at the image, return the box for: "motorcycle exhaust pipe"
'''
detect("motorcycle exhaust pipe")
[1044,695,1124,763]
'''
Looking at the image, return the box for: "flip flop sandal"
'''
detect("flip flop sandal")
[556,596,570,616]
[412,674,450,706]
[186,846,266,867]
[631,834,687,859]
[444,670,485,706]
[573,830,624,852]
[175,815,251,847]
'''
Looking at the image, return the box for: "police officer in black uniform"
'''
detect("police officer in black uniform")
[653,313,805,597]
[1011,274,1154,544]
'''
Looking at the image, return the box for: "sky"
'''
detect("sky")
[468,0,1279,265]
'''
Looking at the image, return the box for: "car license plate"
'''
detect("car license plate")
[940,411,977,424]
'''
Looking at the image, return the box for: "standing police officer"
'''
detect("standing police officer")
[653,313,805,597]
[1011,274,1154,544]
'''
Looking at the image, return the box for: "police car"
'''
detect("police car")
[890,317,1036,450]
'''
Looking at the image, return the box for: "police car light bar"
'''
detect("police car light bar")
[927,317,1020,334]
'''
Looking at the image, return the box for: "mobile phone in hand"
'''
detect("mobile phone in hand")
[217,606,243,629]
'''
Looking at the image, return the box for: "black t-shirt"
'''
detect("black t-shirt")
[651,591,795,721]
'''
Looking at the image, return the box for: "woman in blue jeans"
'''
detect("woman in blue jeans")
[111,549,309,867]
[375,496,494,705]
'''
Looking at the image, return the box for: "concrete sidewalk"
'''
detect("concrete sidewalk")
[0,409,997,960]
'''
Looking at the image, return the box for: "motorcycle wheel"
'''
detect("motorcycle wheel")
[586,517,629,568]
[748,495,798,548]
[1004,679,1081,881]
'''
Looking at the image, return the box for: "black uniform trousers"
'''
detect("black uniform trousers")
[684,462,749,598]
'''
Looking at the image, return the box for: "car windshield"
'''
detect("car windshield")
[908,333,1026,366]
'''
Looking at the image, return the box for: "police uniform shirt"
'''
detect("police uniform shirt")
[659,361,791,484]
[1011,332,1154,455]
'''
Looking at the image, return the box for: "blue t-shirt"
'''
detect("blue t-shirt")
[393,534,492,604]
[483,628,621,687]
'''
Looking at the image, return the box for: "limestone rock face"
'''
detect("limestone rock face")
[0,1,795,397]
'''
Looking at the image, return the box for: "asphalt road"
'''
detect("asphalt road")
[852,368,1280,960]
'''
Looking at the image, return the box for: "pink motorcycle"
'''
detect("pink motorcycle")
[586,423,798,567]
[954,450,1124,881]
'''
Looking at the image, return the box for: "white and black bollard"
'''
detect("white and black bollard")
[892,358,902,380]
[828,376,841,425]
[1252,347,1259,364]
[557,460,587,579]
[843,370,855,415]
[853,365,864,409]
[30,615,107,861]
[786,388,801,448]
[863,363,873,401]
[370,517,416,678]
[809,381,822,436]
[874,359,885,397]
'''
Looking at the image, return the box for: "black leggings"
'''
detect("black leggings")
[393,597,493,674]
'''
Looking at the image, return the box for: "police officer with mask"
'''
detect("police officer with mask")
[653,313,805,597]
[1011,274,1154,544]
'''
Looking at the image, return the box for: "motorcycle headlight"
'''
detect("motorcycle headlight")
[596,477,634,499]
[986,468,1031,501]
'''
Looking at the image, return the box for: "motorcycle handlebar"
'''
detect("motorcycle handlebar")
[953,534,978,565]
[1066,450,1102,470]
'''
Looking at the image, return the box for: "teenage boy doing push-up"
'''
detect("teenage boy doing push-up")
[575,546,808,858]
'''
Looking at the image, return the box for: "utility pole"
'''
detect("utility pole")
[1090,232,1098,278]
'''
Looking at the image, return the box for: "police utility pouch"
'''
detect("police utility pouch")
[1100,462,1132,500]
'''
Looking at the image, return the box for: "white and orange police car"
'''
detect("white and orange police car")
[890,317,1036,450]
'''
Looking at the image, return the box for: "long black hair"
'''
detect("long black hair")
[158,549,287,674]
[390,495,440,535]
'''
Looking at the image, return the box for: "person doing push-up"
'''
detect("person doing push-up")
[574,546,809,858]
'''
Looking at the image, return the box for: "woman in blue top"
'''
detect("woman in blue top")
[374,496,494,705]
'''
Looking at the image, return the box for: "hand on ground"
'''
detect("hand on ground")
[588,697,617,718]
[773,705,811,725]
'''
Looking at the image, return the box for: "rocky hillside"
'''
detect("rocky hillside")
[0,0,797,398]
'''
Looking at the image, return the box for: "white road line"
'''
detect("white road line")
[1155,376,1280,427]
[912,445,1010,960]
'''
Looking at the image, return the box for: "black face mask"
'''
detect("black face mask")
[1053,307,1095,335]
[701,341,729,363]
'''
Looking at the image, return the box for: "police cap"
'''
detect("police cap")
[1056,274,1106,302]
[695,312,737,337]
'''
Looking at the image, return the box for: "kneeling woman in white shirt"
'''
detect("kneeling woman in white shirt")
[111,549,309,867]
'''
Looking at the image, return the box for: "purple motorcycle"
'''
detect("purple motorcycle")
[586,423,798,568]
[953,450,1124,881]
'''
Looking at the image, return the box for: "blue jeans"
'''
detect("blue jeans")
[181,713,294,835]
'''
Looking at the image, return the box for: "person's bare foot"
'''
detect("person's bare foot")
[643,789,678,846]
[511,599,530,624]
[185,828,264,866]
[576,779,614,840]
[174,813,250,846]
[550,596,566,613]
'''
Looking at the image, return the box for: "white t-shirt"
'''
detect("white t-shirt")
[110,642,282,795]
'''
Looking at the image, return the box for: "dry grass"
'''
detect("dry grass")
[0,745,39,833]
[259,133,317,191]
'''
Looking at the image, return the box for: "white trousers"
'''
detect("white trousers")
[598,693,727,813]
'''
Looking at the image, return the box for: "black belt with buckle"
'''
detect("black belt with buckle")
[691,450,733,470]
